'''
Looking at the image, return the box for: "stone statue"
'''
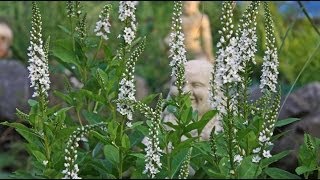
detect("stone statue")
[164,1,215,63]
[181,1,214,63]
[163,60,222,140]
[0,18,13,59]
[0,18,31,121]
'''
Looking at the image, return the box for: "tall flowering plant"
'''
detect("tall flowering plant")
[207,1,302,179]
[1,1,308,179]
[168,1,187,95]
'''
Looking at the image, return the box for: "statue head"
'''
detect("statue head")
[168,60,213,117]
[0,19,13,59]
[183,1,200,16]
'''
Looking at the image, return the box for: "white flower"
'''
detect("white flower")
[116,40,145,127]
[252,147,261,153]
[168,2,187,94]
[94,5,111,41]
[252,155,261,163]
[28,3,50,98]
[263,150,272,158]
[43,160,48,166]
[62,123,106,179]
[259,3,278,93]
[118,1,138,45]
[258,134,269,143]
[234,154,243,163]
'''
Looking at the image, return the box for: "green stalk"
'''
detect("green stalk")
[93,89,102,113]
[93,37,103,61]
[76,109,83,126]
[118,118,124,179]
[225,85,235,177]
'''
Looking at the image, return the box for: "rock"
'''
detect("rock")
[271,82,320,173]
[0,60,31,121]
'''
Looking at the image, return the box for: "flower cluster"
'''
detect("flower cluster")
[118,1,138,45]
[94,4,112,41]
[236,2,260,67]
[62,123,106,179]
[140,96,164,178]
[178,147,193,179]
[210,1,236,116]
[169,1,187,94]
[116,39,145,127]
[260,2,279,93]
[211,2,260,115]
[75,13,87,41]
[113,96,163,178]
[252,92,280,163]
[66,1,75,18]
[27,2,50,98]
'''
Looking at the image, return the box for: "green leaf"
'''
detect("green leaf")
[264,167,301,179]
[83,110,103,124]
[54,90,72,104]
[103,144,119,167]
[141,93,159,105]
[237,157,261,178]
[171,148,190,178]
[121,134,131,150]
[180,106,193,125]
[172,137,197,156]
[0,122,41,145]
[129,153,145,159]
[183,110,217,134]
[108,121,119,142]
[275,118,300,128]
[57,25,71,35]
[28,99,38,106]
[261,150,291,168]
[91,130,109,144]
[218,157,230,175]
[167,105,178,117]
[92,143,104,158]
[52,41,77,64]
[295,166,317,175]
[32,150,46,163]
[127,121,143,130]
[16,108,29,121]
[96,68,108,90]
[203,167,225,179]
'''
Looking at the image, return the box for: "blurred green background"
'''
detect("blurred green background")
[0,1,319,177]
[0,1,319,93]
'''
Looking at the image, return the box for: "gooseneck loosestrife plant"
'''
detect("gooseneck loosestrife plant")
[1,1,310,179]
[169,1,187,95]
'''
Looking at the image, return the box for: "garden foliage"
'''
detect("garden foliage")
[1,1,319,179]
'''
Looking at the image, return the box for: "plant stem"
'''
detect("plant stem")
[165,135,172,178]
[93,89,102,113]
[93,37,103,61]
[118,118,124,179]
[76,109,83,126]
[225,85,235,177]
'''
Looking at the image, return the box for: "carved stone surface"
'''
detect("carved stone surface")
[163,60,222,140]
[182,1,214,62]
[0,60,31,121]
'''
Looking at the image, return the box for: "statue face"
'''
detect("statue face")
[169,60,213,116]
[0,23,12,58]
[183,1,200,16]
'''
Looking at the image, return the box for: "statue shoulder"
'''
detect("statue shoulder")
[200,14,210,27]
